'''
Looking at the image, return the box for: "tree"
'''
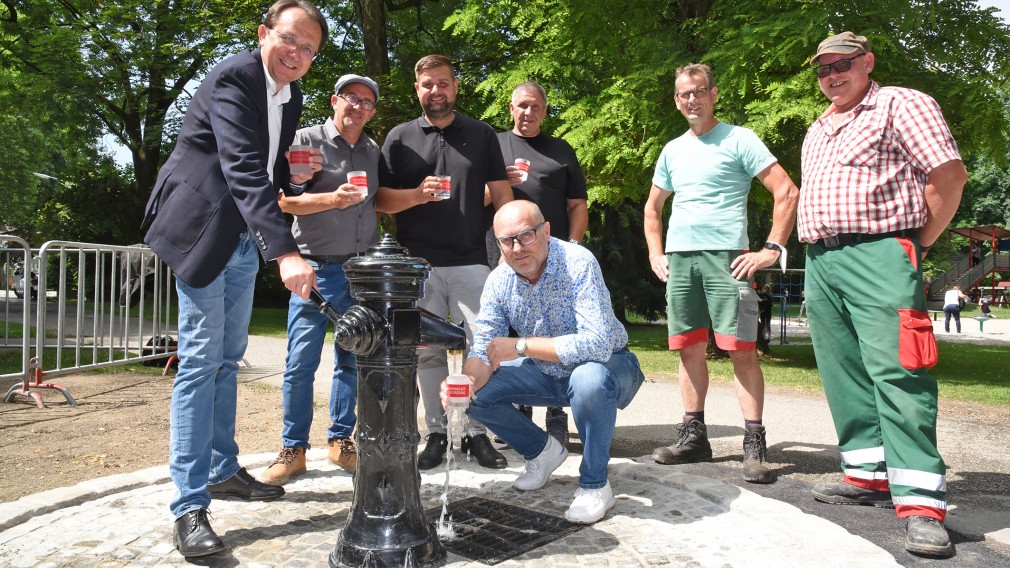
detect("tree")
[446,0,1010,319]
[0,1,272,197]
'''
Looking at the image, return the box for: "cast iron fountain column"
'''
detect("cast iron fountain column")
[311,235,464,568]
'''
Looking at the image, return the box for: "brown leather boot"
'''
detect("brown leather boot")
[259,447,306,486]
[328,437,357,472]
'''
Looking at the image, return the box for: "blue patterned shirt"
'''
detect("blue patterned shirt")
[469,238,629,378]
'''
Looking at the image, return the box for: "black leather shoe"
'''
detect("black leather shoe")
[461,433,508,469]
[418,433,448,470]
[208,467,285,501]
[173,509,226,558]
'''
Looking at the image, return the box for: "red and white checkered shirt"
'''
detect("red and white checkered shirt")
[798,82,961,243]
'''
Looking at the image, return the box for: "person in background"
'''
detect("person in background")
[140,0,327,558]
[943,285,968,333]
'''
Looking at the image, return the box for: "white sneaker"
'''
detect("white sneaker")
[565,482,616,524]
[513,435,568,491]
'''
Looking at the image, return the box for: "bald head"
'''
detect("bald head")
[494,200,544,234]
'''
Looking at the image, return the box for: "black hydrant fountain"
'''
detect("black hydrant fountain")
[310,235,465,568]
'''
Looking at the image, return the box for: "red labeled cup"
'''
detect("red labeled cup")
[347,170,368,196]
[445,374,471,409]
[514,158,531,183]
[288,145,312,176]
[434,175,451,199]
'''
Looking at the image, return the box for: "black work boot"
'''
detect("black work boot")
[742,426,774,483]
[905,516,954,557]
[811,482,893,507]
[461,433,508,469]
[417,432,448,470]
[545,407,570,449]
[653,420,713,464]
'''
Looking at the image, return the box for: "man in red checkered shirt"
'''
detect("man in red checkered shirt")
[799,32,967,558]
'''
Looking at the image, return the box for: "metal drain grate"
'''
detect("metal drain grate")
[425,496,585,564]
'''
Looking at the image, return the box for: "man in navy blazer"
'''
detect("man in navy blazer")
[140,0,327,558]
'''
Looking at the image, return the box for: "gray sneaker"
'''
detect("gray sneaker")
[653,420,713,464]
[742,426,774,483]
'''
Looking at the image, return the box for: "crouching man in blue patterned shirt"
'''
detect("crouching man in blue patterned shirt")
[443,200,645,524]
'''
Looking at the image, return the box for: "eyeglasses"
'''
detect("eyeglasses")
[268,28,317,60]
[675,87,710,102]
[815,54,864,78]
[336,93,375,111]
[496,222,545,250]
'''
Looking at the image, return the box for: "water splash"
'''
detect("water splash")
[436,350,466,540]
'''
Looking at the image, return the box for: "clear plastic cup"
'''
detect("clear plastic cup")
[514,158,530,183]
[445,374,471,409]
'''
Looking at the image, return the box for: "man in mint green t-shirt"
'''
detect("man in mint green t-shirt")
[643,63,798,484]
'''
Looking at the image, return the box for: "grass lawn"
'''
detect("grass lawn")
[627,323,1009,408]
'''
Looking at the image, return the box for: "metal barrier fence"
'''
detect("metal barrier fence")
[1,238,177,407]
[1,236,32,384]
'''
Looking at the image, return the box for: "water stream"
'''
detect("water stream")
[435,350,465,540]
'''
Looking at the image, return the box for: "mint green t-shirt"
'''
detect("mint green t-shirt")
[652,122,777,252]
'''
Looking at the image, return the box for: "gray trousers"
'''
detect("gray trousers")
[417,264,490,436]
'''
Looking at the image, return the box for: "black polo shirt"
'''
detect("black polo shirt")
[380,112,508,266]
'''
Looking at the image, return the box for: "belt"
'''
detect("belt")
[304,253,359,264]
[812,229,918,248]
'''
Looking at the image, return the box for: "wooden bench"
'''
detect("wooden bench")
[928,309,944,321]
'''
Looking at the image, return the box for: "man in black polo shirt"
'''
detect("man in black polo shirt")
[377,54,513,470]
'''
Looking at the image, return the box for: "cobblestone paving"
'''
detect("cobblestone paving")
[0,449,900,567]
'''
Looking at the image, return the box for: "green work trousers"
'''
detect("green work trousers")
[805,236,946,521]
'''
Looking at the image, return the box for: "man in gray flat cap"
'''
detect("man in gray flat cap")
[800,31,967,558]
[260,73,385,485]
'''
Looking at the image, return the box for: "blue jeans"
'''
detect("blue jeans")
[943,305,961,333]
[169,233,259,518]
[468,350,644,489]
[282,260,357,447]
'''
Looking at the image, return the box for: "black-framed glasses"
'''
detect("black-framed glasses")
[675,86,710,102]
[496,222,545,250]
[336,93,375,111]
[815,54,864,78]
[268,28,317,60]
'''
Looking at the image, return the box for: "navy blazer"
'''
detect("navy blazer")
[142,49,301,288]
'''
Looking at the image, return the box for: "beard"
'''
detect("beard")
[423,97,455,121]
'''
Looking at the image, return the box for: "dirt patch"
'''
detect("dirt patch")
[0,369,328,504]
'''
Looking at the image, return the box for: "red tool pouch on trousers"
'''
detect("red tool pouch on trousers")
[897,309,938,370]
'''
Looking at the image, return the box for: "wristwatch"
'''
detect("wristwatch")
[763,241,788,272]
[515,337,527,357]
[763,241,785,255]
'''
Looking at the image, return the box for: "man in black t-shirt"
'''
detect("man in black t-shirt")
[489,82,589,447]
[377,54,513,471]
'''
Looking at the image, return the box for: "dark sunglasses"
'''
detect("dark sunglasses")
[816,54,864,78]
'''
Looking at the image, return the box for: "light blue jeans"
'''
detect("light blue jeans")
[468,350,645,488]
[169,233,258,518]
[282,260,357,447]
